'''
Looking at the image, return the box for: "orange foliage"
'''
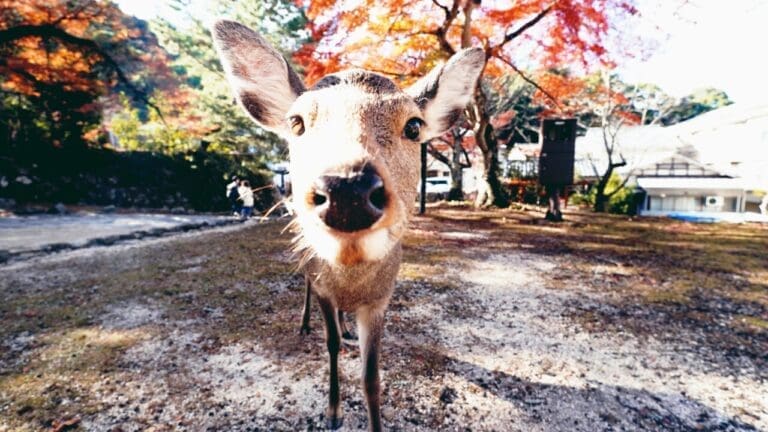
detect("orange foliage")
[533,70,641,124]
[1,0,194,140]
[296,0,644,107]
[1,2,171,96]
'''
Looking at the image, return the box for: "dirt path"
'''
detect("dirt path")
[1,210,765,431]
[0,213,239,262]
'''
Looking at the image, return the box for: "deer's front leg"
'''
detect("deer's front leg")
[318,296,343,429]
[299,275,312,335]
[357,305,385,432]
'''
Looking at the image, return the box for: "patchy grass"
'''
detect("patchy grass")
[1,221,301,431]
[0,207,766,431]
[1,327,151,431]
[415,206,768,373]
[422,205,767,296]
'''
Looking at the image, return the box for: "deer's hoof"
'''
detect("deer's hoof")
[325,415,344,430]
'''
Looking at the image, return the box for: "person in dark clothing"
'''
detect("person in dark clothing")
[226,175,241,216]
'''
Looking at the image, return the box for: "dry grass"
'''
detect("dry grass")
[0,206,766,430]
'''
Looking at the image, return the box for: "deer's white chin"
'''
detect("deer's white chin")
[356,228,393,261]
[299,218,395,266]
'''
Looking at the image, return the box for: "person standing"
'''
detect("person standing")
[226,175,240,216]
[238,179,255,220]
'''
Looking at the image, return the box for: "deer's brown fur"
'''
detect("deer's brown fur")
[213,20,484,431]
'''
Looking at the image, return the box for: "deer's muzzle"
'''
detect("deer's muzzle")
[311,164,386,233]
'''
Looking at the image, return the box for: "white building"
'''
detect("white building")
[574,102,768,220]
[634,154,747,214]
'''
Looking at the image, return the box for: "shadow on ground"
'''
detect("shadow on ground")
[0,208,765,431]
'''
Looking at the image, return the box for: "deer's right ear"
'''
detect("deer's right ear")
[212,20,305,136]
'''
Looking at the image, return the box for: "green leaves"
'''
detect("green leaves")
[148,0,307,157]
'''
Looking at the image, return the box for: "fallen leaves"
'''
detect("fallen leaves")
[51,416,80,432]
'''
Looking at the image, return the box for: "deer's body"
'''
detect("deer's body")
[306,243,401,309]
[213,20,483,431]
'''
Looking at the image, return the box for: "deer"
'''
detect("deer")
[300,276,356,341]
[212,20,484,431]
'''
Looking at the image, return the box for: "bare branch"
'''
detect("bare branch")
[461,0,477,49]
[610,160,627,169]
[495,55,560,108]
[0,23,165,122]
[431,0,460,55]
[431,0,450,15]
[601,118,612,162]
[461,145,472,168]
[427,141,452,168]
[586,154,601,179]
[496,3,555,49]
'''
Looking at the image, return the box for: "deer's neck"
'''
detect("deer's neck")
[305,242,402,312]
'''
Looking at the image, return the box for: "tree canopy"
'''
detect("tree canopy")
[150,0,307,156]
[295,0,645,207]
[0,0,182,148]
[0,0,734,209]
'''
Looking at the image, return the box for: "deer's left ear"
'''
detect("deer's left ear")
[405,48,485,140]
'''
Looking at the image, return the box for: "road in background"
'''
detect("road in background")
[0,213,235,255]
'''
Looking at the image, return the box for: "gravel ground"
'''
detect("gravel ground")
[0,209,765,431]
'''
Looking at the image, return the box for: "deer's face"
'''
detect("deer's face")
[213,20,484,266]
[284,74,422,264]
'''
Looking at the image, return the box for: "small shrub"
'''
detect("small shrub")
[568,173,636,215]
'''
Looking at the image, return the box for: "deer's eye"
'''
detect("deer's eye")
[403,117,423,141]
[289,115,305,136]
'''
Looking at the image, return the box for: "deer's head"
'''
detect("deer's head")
[213,20,484,266]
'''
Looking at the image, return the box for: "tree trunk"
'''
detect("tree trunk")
[471,90,509,208]
[593,166,613,213]
[447,131,464,201]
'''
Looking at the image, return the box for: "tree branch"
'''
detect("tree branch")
[601,117,613,164]
[586,154,601,179]
[460,145,472,168]
[427,141,452,168]
[605,170,632,197]
[431,0,450,15]
[0,23,165,122]
[495,55,560,108]
[610,160,627,169]
[496,3,555,48]
[461,0,477,49]
[431,0,460,55]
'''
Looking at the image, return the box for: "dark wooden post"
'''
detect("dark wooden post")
[419,141,427,214]
[539,118,576,222]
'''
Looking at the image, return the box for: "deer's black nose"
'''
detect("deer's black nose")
[312,164,386,232]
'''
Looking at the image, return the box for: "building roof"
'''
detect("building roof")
[637,176,744,192]
[633,153,731,178]
[575,103,768,189]
[575,125,680,177]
